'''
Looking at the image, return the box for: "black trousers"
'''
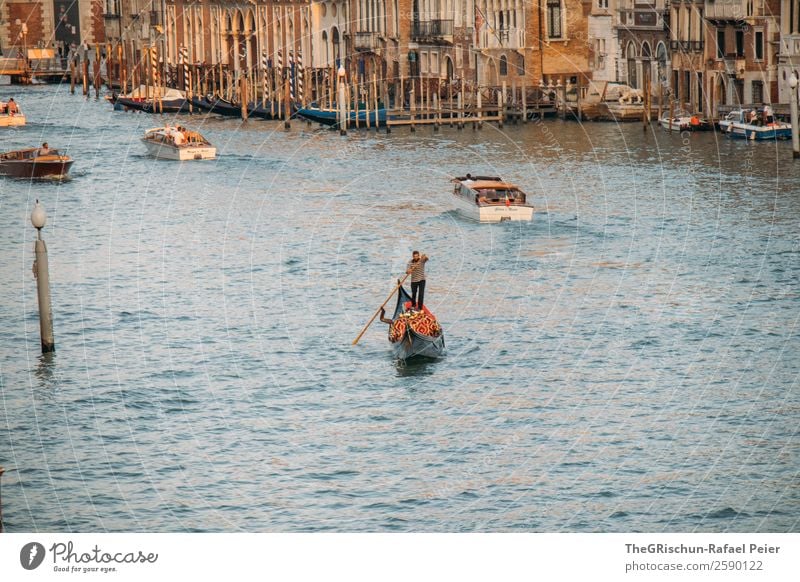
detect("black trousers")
[411,280,426,310]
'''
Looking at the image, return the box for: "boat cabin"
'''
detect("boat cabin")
[453,176,527,206]
[726,107,777,127]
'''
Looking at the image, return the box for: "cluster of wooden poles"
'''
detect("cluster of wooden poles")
[69,41,557,128]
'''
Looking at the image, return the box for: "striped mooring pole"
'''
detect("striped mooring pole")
[296,51,304,104]
[261,50,268,105]
[288,51,295,102]
[181,46,189,91]
[150,46,160,112]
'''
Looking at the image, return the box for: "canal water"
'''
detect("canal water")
[1,86,798,532]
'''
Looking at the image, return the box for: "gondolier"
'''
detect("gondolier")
[406,251,428,311]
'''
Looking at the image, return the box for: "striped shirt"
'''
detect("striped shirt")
[406,258,427,282]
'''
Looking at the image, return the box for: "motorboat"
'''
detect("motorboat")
[141,126,216,160]
[0,100,25,127]
[387,285,445,360]
[451,175,534,223]
[718,107,792,140]
[0,147,73,178]
[658,114,711,132]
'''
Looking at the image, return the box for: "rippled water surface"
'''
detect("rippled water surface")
[1,86,798,532]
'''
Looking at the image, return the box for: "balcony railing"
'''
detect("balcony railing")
[617,9,665,28]
[780,34,800,58]
[705,0,749,21]
[669,40,704,53]
[411,20,454,43]
[353,32,378,52]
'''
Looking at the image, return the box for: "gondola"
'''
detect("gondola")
[296,104,388,127]
[388,285,445,360]
[190,95,288,119]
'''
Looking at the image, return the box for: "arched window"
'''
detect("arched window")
[499,55,508,76]
[656,42,668,84]
[626,42,638,88]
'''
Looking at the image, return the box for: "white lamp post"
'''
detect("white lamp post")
[789,73,799,159]
[30,200,55,353]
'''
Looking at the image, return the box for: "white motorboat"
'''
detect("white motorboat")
[718,107,792,140]
[0,100,25,127]
[658,115,711,132]
[142,126,216,160]
[451,175,534,223]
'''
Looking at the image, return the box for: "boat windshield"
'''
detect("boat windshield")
[477,189,526,204]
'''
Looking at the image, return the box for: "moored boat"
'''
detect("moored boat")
[190,94,287,119]
[296,104,387,127]
[718,107,792,140]
[658,114,711,132]
[388,285,445,360]
[0,147,73,178]
[0,99,25,127]
[142,126,216,160]
[110,86,189,113]
[451,175,534,223]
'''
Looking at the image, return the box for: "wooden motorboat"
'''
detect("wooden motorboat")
[0,147,73,178]
[0,100,25,127]
[142,126,216,160]
[451,175,534,223]
[388,285,445,360]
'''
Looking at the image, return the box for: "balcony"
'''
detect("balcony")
[411,20,454,44]
[705,0,749,22]
[669,40,704,53]
[353,32,378,52]
[616,9,664,28]
[780,34,800,58]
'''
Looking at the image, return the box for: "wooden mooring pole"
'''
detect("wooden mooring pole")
[0,465,4,533]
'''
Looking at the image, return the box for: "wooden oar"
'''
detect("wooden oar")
[352,273,410,345]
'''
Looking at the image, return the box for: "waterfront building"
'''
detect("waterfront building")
[778,0,800,102]
[1,0,105,59]
[616,0,669,91]
[588,0,620,83]
[703,0,781,116]
[669,0,705,113]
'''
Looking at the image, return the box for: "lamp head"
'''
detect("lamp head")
[790,74,798,89]
[31,200,47,230]
[337,66,346,79]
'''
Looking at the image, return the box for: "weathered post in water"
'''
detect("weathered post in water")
[93,44,101,98]
[31,200,55,353]
[240,74,248,121]
[0,465,4,533]
[69,57,76,94]
[0,467,6,533]
[790,74,800,159]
